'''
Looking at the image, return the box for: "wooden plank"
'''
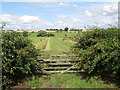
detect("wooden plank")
[43,70,83,74]
[50,55,78,57]
[43,59,81,62]
[43,67,80,70]
[48,63,73,65]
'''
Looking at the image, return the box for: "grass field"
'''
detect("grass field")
[45,37,73,55]
[28,32,77,44]
[28,32,77,55]
[28,32,45,44]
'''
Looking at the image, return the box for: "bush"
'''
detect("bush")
[2,31,41,89]
[22,31,29,37]
[47,33,54,37]
[37,31,54,37]
[37,31,47,37]
[72,28,120,79]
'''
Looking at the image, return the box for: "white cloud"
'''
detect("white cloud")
[58,3,79,8]
[20,15,40,23]
[0,14,13,23]
[57,20,63,24]
[72,18,81,23]
[55,20,72,28]
[85,10,93,17]
[102,3,118,15]
[46,22,53,26]
[1,1,118,30]
[3,0,55,2]
[86,14,118,28]
[73,4,78,8]
[58,2,68,7]
[2,0,119,2]
[57,15,67,19]
[0,14,54,30]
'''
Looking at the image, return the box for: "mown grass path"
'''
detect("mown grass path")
[45,37,73,55]
[45,37,50,51]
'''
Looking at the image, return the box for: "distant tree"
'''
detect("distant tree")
[47,33,54,37]
[0,22,6,31]
[60,29,63,31]
[31,31,34,33]
[64,27,69,31]
[37,31,47,37]
[37,31,54,37]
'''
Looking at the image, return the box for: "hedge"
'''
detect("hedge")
[72,28,120,79]
[2,31,41,89]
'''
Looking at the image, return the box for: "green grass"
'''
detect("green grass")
[50,32,77,38]
[28,32,46,44]
[28,32,76,55]
[23,74,116,88]
[29,76,42,88]
[48,74,115,88]
[45,37,74,55]
[28,32,77,45]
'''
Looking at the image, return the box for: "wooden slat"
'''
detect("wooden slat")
[48,63,73,65]
[43,67,80,70]
[43,59,80,62]
[43,70,82,74]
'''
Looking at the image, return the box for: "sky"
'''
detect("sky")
[0,0,118,30]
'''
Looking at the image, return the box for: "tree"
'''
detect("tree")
[64,27,69,31]
[0,22,6,31]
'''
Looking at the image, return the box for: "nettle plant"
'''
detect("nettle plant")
[72,28,120,79]
[2,31,41,89]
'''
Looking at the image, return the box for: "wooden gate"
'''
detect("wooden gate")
[37,59,83,74]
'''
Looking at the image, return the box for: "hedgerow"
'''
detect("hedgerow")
[37,31,54,37]
[2,31,41,89]
[72,28,120,79]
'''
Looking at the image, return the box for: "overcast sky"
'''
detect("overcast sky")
[1,0,118,30]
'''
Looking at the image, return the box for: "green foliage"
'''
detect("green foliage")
[47,33,54,37]
[22,31,29,37]
[2,31,41,89]
[64,27,69,31]
[37,31,54,37]
[72,28,120,79]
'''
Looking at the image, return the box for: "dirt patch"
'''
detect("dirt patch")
[34,38,48,50]
[11,81,30,89]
